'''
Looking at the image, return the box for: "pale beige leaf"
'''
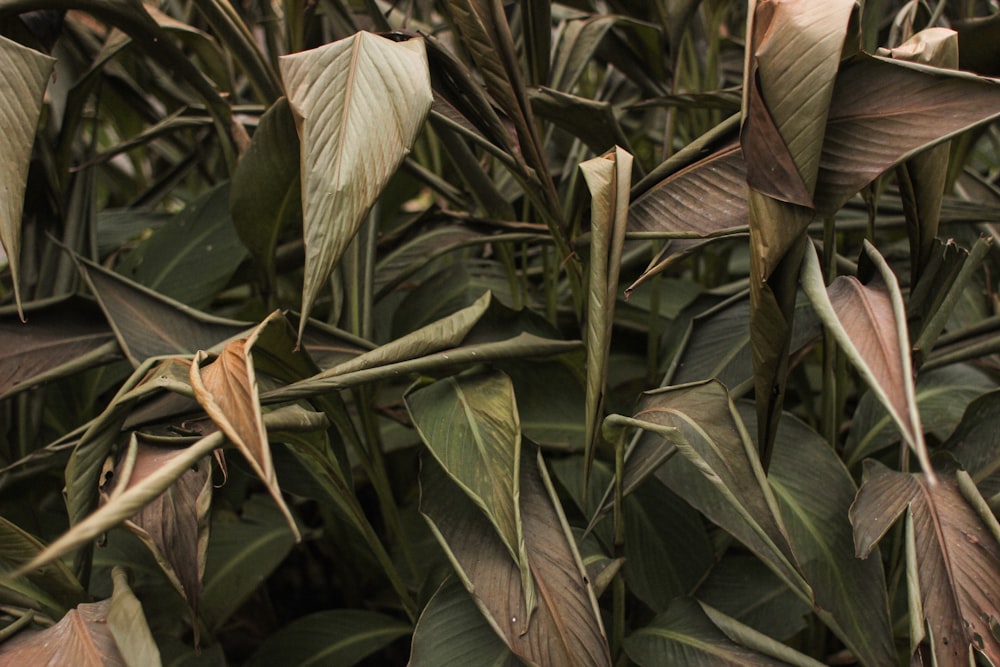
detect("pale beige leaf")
[0,600,123,667]
[279,33,432,342]
[0,36,55,319]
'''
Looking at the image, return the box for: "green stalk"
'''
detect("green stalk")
[611,428,626,659]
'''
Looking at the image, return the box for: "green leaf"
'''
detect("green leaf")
[115,184,247,309]
[622,480,713,612]
[108,567,162,667]
[406,369,533,619]
[0,35,54,318]
[75,255,248,366]
[947,389,1000,486]
[279,32,432,343]
[801,241,933,478]
[420,451,611,666]
[231,97,301,283]
[742,405,896,667]
[0,516,86,617]
[580,146,633,482]
[200,494,299,631]
[696,556,810,642]
[245,609,408,667]
[0,296,120,400]
[846,365,994,468]
[624,597,824,667]
[641,381,809,598]
[410,578,518,667]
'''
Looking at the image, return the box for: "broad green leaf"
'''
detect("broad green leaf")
[373,225,483,298]
[696,556,810,641]
[279,32,432,343]
[190,313,300,539]
[947,389,1000,487]
[641,381,809,598]
[405,369,533,619]
[231,97,300,283]
[580,146,632,482]
[246,609,409,667]
[742,405,896,667]
[666,291,820,393]
[0,598,124,666]
[529,87,632,157]
[0,36,54,319]
[200,494,298,632]
[846,365,994,468]
[801,241,933,478]
[390,263,515,338]
[75,255,248,366]
[622,479,713,612]
[501,355,586,452]
[0,516,86,617]
[0,296,120,400]
[420,451,611,666]
[410,578,518,667]
[100,439,211,622]
[850,462,1000,666]
[107,567,161,667]
[115,184,247,309]
[624,597,825,667]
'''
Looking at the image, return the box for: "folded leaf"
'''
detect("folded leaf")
[280,32,433,343]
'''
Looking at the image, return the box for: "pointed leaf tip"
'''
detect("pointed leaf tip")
[279,32,433,343]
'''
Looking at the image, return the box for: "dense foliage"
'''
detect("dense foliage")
[1,0,999,665]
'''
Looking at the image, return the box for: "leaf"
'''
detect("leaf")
[405,369,534,621]
[801,241,933,478]
[621,479,714,613]
[846,365,994,468]
[741,405,896,666]
[0,296,120,400]
[410,578,517,667]
[19,406,323,581]
[640,381,809,598]
[231,96,301,282]
[696,556,811,642]
[0,516,86,617]
[200,494,298,632]
[100,439,212,622]
[115,183,247,309]
[947,389,1000,488]
[743,0,854,205]
[420,451,611,666]
[107,567,161,667]
[245,609,409,667]
[76,255,248,366]
[189,313,299,539]
[850,461,1000,666]
[814,54,1000,216]
[529,87,632,156]
[279,32,432,343]
[0,599,124,667]
[580,146,633,482]
[624,597,824,667]
[884,29,959,283]
[0,35,55,319]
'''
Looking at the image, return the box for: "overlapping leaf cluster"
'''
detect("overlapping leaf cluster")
[0,1,999,665]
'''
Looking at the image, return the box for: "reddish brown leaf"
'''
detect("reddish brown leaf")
[0,600,123,667]
[851,462,1000,666]
[190,316,299,540]
[101,441,211,620]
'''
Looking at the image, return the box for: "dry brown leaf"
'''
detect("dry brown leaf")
[0,600,122,667]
